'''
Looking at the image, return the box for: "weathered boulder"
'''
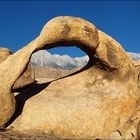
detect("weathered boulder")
[0,48,12,63]
[0,16,139,139]
[133,60,140,140]
[133,60,140,91]
[0,48,35,90]
[12,65,35,90]
[0,16,98,129]
[0,41,38,128]
[3,16,139,139]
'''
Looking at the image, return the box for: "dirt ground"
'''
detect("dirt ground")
[0,130,63,140]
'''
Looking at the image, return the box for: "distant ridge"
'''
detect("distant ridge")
[128,52,140,60]
[30,50,89,70]
[30,50,140,69]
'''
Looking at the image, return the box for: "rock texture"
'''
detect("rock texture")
[32,66,81,83]
[0,48,12,63]
[0,16,139,139]
[0,48,35,90]
[133,60,140,90]
[0,16,98,129]
[0,41,38,128]
[12,65,35,90]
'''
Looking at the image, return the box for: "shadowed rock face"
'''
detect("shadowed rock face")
[0,16,140,139]
[12,65,35,90]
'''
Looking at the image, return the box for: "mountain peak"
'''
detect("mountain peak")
[30,50,140,69]
[30,50,89,69]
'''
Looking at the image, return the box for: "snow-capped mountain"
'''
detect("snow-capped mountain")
[30,50,89,70]
[30,50,140,70]
[128,52,140,60]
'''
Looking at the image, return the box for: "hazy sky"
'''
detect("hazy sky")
[0,1,140,57]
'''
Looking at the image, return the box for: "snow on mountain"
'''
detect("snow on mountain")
[30,50,89,70]
[30,50,140,70]
[128,52,140,60]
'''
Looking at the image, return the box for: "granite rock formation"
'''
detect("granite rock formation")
[0,48,35,90]
[0,16,139,139]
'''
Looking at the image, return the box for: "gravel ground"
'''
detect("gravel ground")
[0,130,63,140]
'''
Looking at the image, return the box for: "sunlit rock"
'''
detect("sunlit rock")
[0,16,139,139]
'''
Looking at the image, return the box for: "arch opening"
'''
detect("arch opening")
[30,46,89,83]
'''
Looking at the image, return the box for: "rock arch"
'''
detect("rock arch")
[0,16,139,139]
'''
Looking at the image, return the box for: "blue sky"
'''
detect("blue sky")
[0,1,140,57]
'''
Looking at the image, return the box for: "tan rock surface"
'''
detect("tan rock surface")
[0,16,98,129]
[5,19,139,139]
[0,42,37,128]
[12,65,35,90]
[32,66,81,82]
[0,16,139,139]
[0,48,35,90]
[133,60,140,92]
[0,48,12,63]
